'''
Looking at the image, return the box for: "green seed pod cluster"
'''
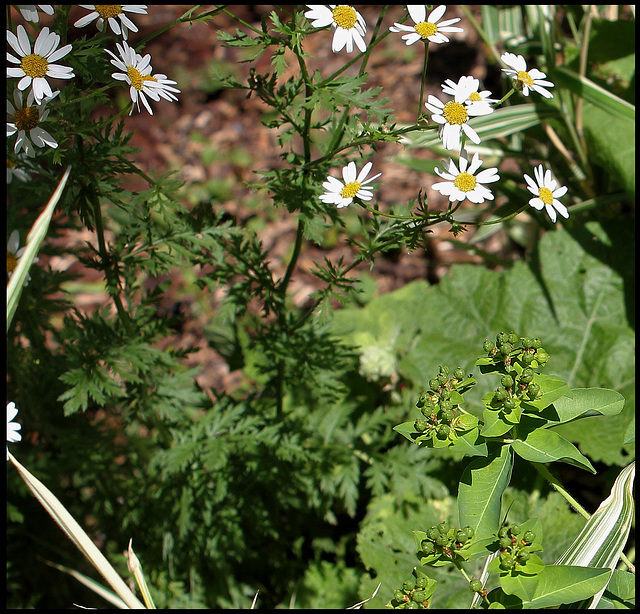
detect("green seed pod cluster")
[387,569,435,609]
[495,524,537,571]
[418,521,475,564]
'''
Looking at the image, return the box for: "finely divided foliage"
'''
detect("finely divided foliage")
[6,4,633,610]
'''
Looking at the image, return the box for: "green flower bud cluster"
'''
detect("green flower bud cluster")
[482,332,550,371]
[418,521,475,565]
[387,568,436,609]
[414,365,474,442]
[496,524,536,571]
[481,333,552,416]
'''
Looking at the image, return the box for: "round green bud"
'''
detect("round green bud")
[408,600,420,609]
[440,389,451,401]
[518,550,530,563]
[403,580,415,592]
[494,387,507,402]
[535,348,549,365]
[429,378,440,391]
[436,424,450,439]
[439,365,450,377]
[440,399,452,411]
[437,521,449,534]
[463,526,474,538]
[442,409,454,423]
[456,530,469,544]
[522,351,534,365]
[501,375,514,388]
[415,575,427,589]
[498,527,508,538]
[437,374,448,386]
[483,339,494,353]
[454,367,465,380]
[500,553,515,570]
[503,396,516,410]
[417,391,430,407]
[426,526,439,540]
[469,579,483,592]
[510,524,521,536]
[414,419,428,433]
[394,590,405,602]
[412,590,426,603]
[496,331,508,345]
[521,337,532,349]
[531,337,541,349]
[499,343,511,357]
[421,540,435,555]
[527,383,540,399]
[508,331,519,345]
[499,536,512,549]
[523,531,535,544]
[519,368,535,384]
[435,534,449,546]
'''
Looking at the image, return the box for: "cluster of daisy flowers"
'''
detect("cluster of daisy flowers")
[310,5,568,224]
[6,5,180,169]
[6,6,181,286]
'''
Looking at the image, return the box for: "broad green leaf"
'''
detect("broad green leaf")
[499,562,542,601]
[525,565,611,609]
[511,428,596,473]
[457,445,513,541]
[520,373,571,412]
[540,387,625,426]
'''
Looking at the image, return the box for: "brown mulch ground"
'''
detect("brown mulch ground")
[21,6,520,395]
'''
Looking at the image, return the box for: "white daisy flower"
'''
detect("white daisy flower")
[139,69,180,103]
[18,5,55,23]
[319,161,382,209]
[425,77,494,151]
[7,154,32,183]
[74,5,148,41]
[7,229,38,284]
[501,52,554,99]
[7,88,59,158]
[105,41,177,115]
[304,5,367,54]
[432,149,500,204]
[389,5,463,45]
[7,402,22,460]
[441,75,498,115]
[7,25,75,104]
[523,165,568,223]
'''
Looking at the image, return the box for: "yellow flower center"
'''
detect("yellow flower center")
[332,5,357,30]
[414,21,438,39]
[95,5,123,19]
[340,181,362,199]
[143,75,158,83]
[7,252,18,274]
[468,91,482,102]
[127,65,145,90]
[517,70,534,87]
[538,187,554,205]
[442,101,468,125]
[7,159,17,169]
[453,172,477,192]
[20,54,49,78]
[14,105,40,131]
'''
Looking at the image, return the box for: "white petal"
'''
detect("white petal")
[529,198,544,210]
[553,201,569,219]
[407,5,427,24]
[545,204,558,223]
[343,162,357,183]
[428,5,447,24]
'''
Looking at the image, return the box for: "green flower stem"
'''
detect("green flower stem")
[532,462,590,520]
[418,42,431,121]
